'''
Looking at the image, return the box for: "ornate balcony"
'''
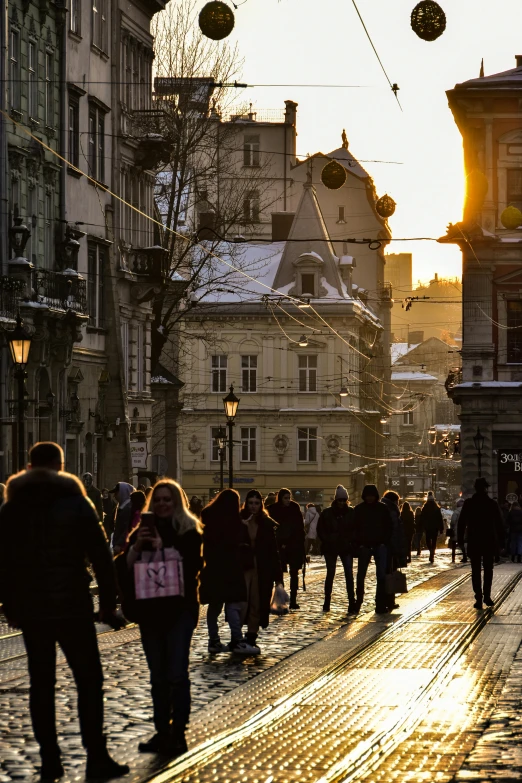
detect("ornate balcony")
[31,269,87,315]
[445,367,463,392]
[0,276,24,320]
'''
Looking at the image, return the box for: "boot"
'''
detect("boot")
[86,738,129,780]
[163,726,188,759]
[138,733,169,754]
[40,746,64,781]
[323,596,331,612]
[290,591,300,610]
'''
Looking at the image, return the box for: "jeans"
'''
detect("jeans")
[289,568,299,604]
[207,600,223,640]
[207,600,245,642]
[471,553,494,601]
[426,531,438,554]
[323,553,355,603]
[22,619,104,754]
[357,545,388,608]
[140,611,195,734]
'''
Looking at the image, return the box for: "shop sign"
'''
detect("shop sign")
[498,449,522,503]
[131,442,148,468]
[212,474,254,484]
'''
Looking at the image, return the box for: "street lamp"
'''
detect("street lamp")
[217,426,227,491]
[7,314,32,471]
[340,385,348,397]
[473,426,485,478]
[223,385,240,489]
[298,334,309,347]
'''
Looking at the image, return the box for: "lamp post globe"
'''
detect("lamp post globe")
[8,314,32,367]
[222,385,240,489]
[8,314,32,472]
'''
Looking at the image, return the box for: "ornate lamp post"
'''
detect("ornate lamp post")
[217,426,227,491]
[7,315,32,471]
[473,427,485,478]
[222,385,240,489]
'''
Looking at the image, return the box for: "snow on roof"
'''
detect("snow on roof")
[391,371,438,382]
[151,375,174,384]
[431,424,461,432]
[391,343,419,364]
[455,381,522,388]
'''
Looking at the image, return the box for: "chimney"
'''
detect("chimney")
[516,55,522,68]
[284,100,297,125]
[338,255,356,292]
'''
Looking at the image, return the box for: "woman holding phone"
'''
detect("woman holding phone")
[121,480,202,758]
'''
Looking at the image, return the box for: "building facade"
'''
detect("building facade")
[178,182,390,505]
[445,55,522,499]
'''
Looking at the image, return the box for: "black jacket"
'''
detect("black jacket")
[458,492,505,556]
[117,516,203,627]
[317,503,356,556]
[420,500,444,535]
[199,507,247,604]
[239,511,283,629]
[271,500,305,570]
[0,469,116,625]
[353,500,393,548]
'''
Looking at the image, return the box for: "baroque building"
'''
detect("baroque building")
[444,55,522,500]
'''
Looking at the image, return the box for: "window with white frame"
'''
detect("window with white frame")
[243,135,260,166]
[298,355,317,392]
[241,355,257,392]
[87,244,105,327]
[298,427,317,462]
[70,0,81,34]
[241,427,256,462]
[211,427,227,462]
[28,42,37,119]
[92,0,108,53]
[403,409,414,426]
[9,28,20,111]
[121,322,129,388]
[211,355,227,392]
[45,52,53,126]
[88,105,105,182]
[243,190,260,222]
[68,97,79,166]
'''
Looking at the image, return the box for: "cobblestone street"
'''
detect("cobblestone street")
[4,552,522,783]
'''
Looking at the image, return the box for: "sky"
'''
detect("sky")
[216,0,522,284]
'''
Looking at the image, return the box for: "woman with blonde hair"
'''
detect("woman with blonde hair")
[119,479,202,759]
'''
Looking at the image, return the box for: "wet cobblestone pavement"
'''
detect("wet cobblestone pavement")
[3,552,522,782]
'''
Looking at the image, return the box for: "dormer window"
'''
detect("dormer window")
[301,273,315,297]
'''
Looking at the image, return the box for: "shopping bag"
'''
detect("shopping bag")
[270,584,290,615]
[134,548,184,599]
[385,569,408,594]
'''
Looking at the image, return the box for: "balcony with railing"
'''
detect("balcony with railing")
[0,276,24,320]
[31,269,87,315]
[445,367,463,392]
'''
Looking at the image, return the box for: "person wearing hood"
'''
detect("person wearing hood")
[458,478,505,609]
[121,479,203,757]
[317,485,357,613]
[111,482,135,554]
[353,485,393,613]
[270,488,305,610]
[419,491,444,563]
[0,442,127,781]
[82,473,103,522]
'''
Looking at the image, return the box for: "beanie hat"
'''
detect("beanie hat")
[335,484,348,501]
[361,484,380,500]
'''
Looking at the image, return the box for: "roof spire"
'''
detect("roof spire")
[341,129,348,149]
[479,58,484,78]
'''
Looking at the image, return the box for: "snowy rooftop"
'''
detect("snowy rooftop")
[391,371,438,382]
[455,381,522,388]
[391,343,419,364]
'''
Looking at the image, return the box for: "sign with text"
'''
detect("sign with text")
[131,442,148,468]
[498,449,522,503]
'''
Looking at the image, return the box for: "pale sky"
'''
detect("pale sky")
[222,0,522,284]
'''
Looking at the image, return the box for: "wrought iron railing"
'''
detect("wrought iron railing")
[445,367,463,392]
[0,276,24,320]
[31,269,87,314]
[129,247,169,280]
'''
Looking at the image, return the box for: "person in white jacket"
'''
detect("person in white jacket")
[304,503,320,556]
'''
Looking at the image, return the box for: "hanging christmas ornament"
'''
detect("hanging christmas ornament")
[410,1,446,42]
[375,194,396,219]
[321,160,347,190]
[198,1,235,41]
[500,205,522,230]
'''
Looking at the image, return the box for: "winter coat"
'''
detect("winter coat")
[419,500,444,535]
[353,500,393,548]
[102,495,117,538]
[457,492,505,557]
[401,505,416,546]
[449,508,462,541]
[304,507,320,540]
[86,485,104,521]
[271,500,306,571]
[112,482,135,551]
[239,511,283,629]
[507,507,522,535]
[317,503,357,556]
[117,516,203,628]
[199,508,247,605]
[382,497,408,566]
[0,469,116,625]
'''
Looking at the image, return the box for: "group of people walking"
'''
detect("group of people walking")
[0,440,508,781]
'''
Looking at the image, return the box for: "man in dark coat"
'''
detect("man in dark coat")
[270,488,305,609]
[353,484,393,613]
[82,472,103,522]
[458,477,505,609]
[0,442,128,781]
[419,491,444,563]
[317,485,357,613]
